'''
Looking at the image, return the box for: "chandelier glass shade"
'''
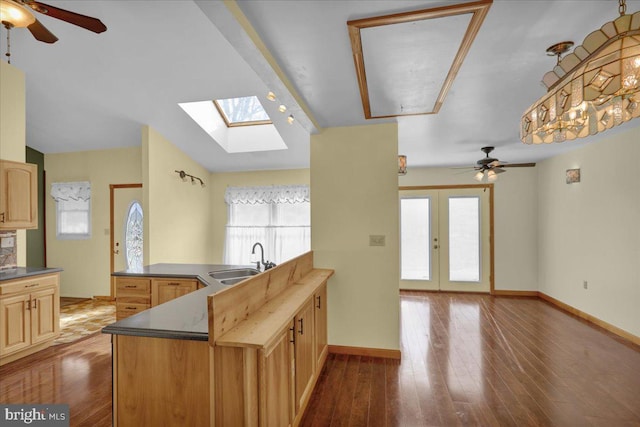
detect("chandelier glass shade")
[521,9,640,144]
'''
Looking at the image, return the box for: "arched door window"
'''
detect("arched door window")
[125,201,143,270]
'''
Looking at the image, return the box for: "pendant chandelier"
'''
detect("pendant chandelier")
[521,0,640,144]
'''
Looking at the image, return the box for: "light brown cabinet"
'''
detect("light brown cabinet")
[294,297,315,413]
[0,159,38,230]
[314,282,328,368]
[260,327,293,427]
[115,276,199,320]
[0,273,60,366]
[151,279,197,306]
[212,254,334,427]
[115,277,150,320]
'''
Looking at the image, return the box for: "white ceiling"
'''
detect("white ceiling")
[5,0,640,172]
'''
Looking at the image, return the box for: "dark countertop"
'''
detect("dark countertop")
[0,267,63,282]
[103,263,255,341]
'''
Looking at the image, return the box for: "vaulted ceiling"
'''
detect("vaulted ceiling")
[5,0,640,172]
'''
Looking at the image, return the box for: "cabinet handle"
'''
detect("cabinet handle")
[25,283,39,288]
[26,300,31,310]
[316,295,321,309]
[125,306,137,310]
[289,326,295,344]
[298,318,304,335]
[168,282,180,286]
[124,285,137,288]
[0,212,4,223]
[33,299,37,309]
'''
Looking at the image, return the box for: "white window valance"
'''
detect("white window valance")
[51,181,91,202]
[225,185,309,205]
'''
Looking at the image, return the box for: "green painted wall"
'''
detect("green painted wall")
[26,146,45,267]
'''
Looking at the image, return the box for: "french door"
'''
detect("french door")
[399,187,491,293]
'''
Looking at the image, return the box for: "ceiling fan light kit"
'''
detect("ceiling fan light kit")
[521,0,640,144]
[0,0,34,27]
[461,146,535,182]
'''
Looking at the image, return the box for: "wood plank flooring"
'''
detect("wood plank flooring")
[0,333,113,426]
[1,292,639,426]
[300,292,640,427]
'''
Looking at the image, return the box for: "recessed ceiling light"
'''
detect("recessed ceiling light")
[287,115,294,124]
[267,91,276,101]
[278,105,287,113]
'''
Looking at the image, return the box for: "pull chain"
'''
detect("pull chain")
[619,0,627,16]
[3,23,12,64]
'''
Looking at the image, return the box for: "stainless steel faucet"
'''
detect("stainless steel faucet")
[251,242,277,271]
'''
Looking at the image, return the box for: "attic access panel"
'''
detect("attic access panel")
[347,0,492,119]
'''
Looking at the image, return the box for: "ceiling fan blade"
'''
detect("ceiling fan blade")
[26,1,107,33]
[27,18,58,43]
[493,167,507,174]
[500,163,536,168]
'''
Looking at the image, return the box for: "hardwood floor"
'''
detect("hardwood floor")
[300,292,640,427]
[0,333,112,427]
[1,292,639,427]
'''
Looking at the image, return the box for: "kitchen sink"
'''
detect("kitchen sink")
[209,268,261,285]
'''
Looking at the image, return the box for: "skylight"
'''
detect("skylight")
[214,96,271,127]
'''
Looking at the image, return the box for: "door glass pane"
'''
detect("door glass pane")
[401,198,430,280]
[125,201,143,270]
[449,197,480,282]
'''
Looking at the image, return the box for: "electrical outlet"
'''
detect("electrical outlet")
[369,235,386,247]
[583,280,588,289]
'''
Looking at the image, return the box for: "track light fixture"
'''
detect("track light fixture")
[175,170,205,187]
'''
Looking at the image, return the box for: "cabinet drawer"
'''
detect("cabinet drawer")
[151,279,197,287]
[117,296,150,305]
[116,278,150,291]
[116,303,150,320]
[0,274,58,296]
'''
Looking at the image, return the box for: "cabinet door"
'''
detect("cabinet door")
[294,298,315,413]
[31,287,59,345]
[152,280,197,306]
[260,328,292,427]
[0,293,31,355]
[314,282,328,368]
[0,160,38,229]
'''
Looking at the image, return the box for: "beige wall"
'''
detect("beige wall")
[537,125,640,338]
[399,166,539,291]
[45,147,142,297]
[142,126,211,264]
[0,61,27,266]
[311,124,400,351]
[209,168,310,263]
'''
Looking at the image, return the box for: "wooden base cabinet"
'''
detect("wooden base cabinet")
[314,282,328,368]
[115,277,150,320]
[115,276,198,320]
[0,273,60,366]
[294,298,315,414]
[211,257,334,427]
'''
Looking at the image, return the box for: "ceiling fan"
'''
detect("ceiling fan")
[0,0,107,45]
[464,146,535,182]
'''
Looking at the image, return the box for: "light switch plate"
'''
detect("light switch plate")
[369,235,386,246]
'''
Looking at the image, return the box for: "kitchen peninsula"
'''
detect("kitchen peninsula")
[103,251,333,427]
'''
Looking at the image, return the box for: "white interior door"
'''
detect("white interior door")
[400,187,491,293]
